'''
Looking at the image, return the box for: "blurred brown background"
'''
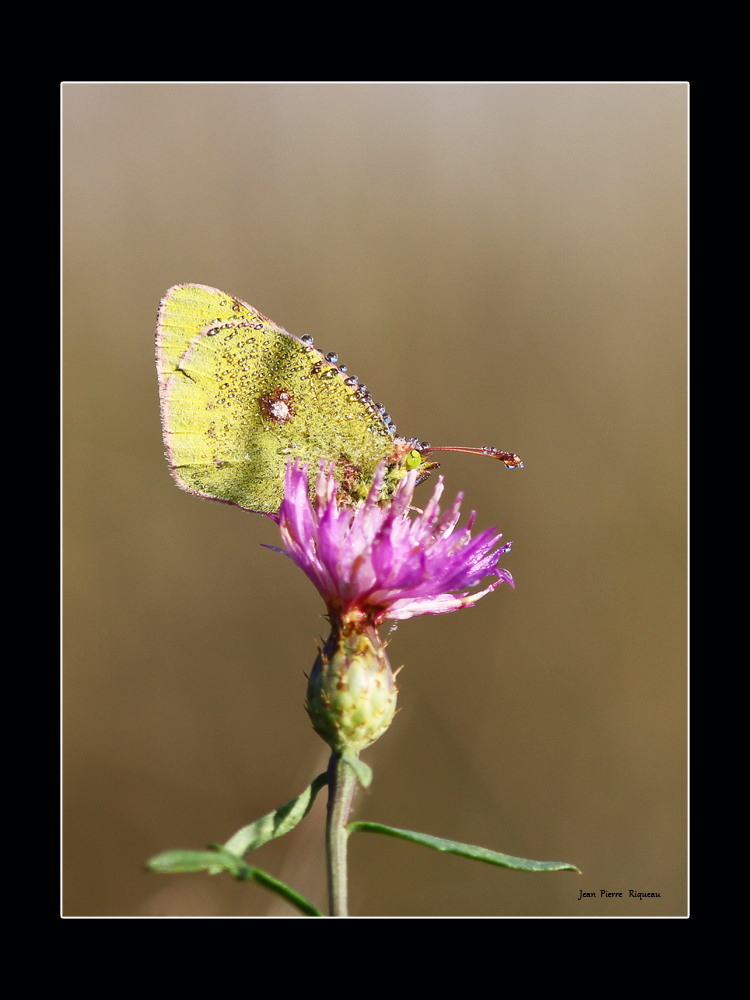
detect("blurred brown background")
[63,84,686,917]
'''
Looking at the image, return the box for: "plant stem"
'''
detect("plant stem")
[326,752,357,916]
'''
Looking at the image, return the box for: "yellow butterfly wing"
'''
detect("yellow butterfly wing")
[156,284,408,513]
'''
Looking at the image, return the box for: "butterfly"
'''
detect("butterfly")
[156,284,522,514]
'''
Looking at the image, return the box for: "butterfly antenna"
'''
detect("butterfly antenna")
[424,445,523,470]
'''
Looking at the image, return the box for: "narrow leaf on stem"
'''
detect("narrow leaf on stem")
[348,822,580,873]
[221,772,328,859]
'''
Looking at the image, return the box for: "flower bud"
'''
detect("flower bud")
[306,624,398,753]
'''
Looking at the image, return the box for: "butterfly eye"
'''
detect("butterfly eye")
[405,450,423,471]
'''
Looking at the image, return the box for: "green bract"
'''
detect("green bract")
[306,625,398,754]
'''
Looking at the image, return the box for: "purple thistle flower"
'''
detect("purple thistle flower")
[269,460,514,629]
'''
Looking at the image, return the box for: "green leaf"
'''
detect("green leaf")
[347,822,580,873]
[147,848,247,877]
[220,771,328,859]
[243,866,323,916]
[341,749,373,789]
[147,845,253,880]
[146,846,323,915]
[144,776,330,915]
